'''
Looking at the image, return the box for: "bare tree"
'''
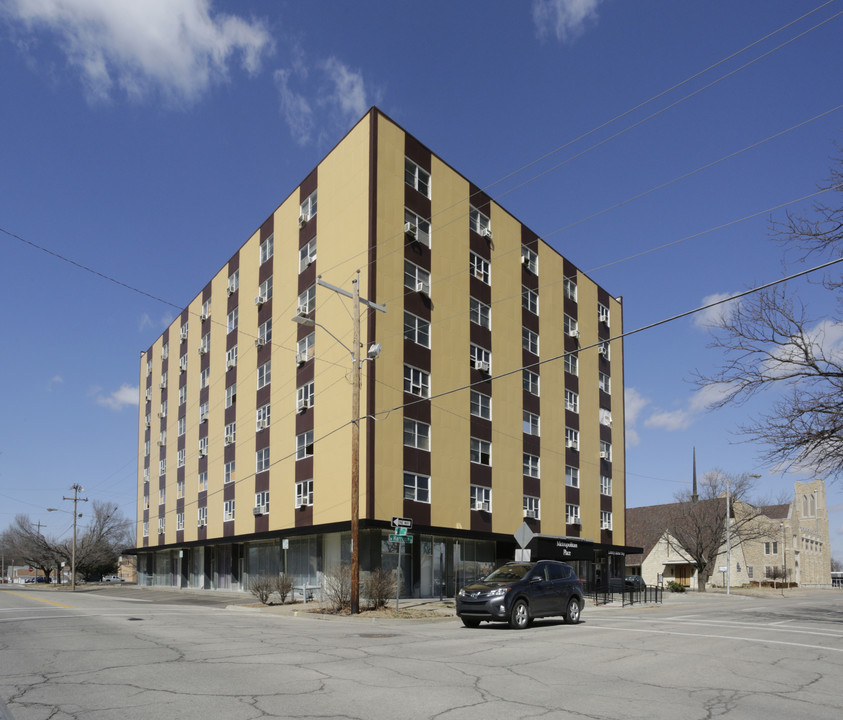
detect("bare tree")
[59,501,133,581]
[695,153,843,479]
[1,515,62,582]
[831,557,842,573]
[666,471,776,592]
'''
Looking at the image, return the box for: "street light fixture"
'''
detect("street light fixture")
[291,271,386,614]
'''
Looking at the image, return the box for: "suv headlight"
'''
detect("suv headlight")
[458,588,466,597]
[488,587,509,597]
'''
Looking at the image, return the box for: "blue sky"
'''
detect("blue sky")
[1,0,842,562]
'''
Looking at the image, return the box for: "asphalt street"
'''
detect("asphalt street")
[1,585,841,720]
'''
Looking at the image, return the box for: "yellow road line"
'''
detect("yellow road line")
[0,589,76,609]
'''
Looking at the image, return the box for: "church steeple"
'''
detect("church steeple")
[692,447,698,503]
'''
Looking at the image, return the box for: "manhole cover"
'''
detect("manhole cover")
[358,633,397,639]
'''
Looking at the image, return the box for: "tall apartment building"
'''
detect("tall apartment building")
[135,107,632,595]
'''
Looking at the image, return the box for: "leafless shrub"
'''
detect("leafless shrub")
[273,573,293,604]
[249,575,274,604]
[363,567,397,609]
[323,565,351,612]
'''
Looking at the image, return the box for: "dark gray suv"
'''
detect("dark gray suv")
[456,560,584,629]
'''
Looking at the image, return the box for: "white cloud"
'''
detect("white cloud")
[624,387,650,447]
[46,375,63,391]
[644,409,692,432]
[694,292,740,329]
[275,53,374,146]
[5,0,272,104]
[688,382,735,413]
[94,384,139,410]
[532,0,602,43]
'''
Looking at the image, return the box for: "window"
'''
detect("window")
[256,447,270,473]
[198,472,207,492]
[160,371,168,389]
[298,285,315,315]
[523,453,540,478]
[296,381,314,411]
[198,333,209,355]
[201,299,211,320]
[159,400,168,418]
[601,475,612,496]
[599,341,610,360]
[180,322,189,341]
[223,500,235,522]
[255,490,269,513]
[470,344,491,373]
[566,466,579,488]
[255,318,272,347]
[146,359,152,376]
[256,403,271,431]
[296,430,314,460]
[404,208,431,247]
[176,513,184,531]
[469,252,490,284]
[599,372,611,394]
[143,466,149,482]
[200,367,210,389]
[143,522,149,538]
[524,495,540,519]
[521,245,538,274]
[158,518,165,535]
[601,511,613,531]
[600,440,612,462]
[297,332,315,363]
[179,386,187,406]
[227,307,238,334]
[225,382,236,409]
[257,276,273,304]
[161,342,169,360]
[564,314,578,338]
[177,416,186,437]
[566,504,581,525]
[404,365,430,398]
[177,479,185,499]
[300,190,317,221]
[405,158,430,197]
[523,370,540,396]
[199,401,209,422]
[404,260,430,294]
[403,418,430,450]
[403,472,430,503]
[564,353,578,376]
[143,494,149,510]
[144,440,150,457]
[747,566,754,579]
[158,487,166,505]
[159,459,166,477]
[564,277,577,301]
[177,449,185,468]
[765,541,779,555]
[198,436,208,457]
[295,479,314,508]
[257,360,271,390]
[522,287,539,315]
[197,506,207,527]
[598,302,610,326]
[299,237,317,272]
[227,269,239,295]
[224,422,236,446]
[404,311,430,348]
[469,206,491,236]
[471,485,492,511]
[179,353,187,372]
[565,389,579,413]
[523,327,539,355]
[523,410,540,436]
[470,297,491,329]
[470,390,491,420]
[260,234,274,264]
[565,427,579,451]
[470,437,491,466]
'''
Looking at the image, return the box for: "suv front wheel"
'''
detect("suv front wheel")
[564,598,581,624]
[509,599,530,629]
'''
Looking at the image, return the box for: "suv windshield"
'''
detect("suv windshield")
[483,563,532,583]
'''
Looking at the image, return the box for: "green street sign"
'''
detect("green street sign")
[396,527,407,536]
[389,534,413,543]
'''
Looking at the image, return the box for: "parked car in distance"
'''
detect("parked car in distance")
[456,560,584,629]
[101,576,124,583]
[625,575,646,590]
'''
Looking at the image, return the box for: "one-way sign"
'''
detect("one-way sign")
[391,516,413,529]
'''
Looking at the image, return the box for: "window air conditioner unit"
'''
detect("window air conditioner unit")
[296,304,309,316]
[415,280,430,295]
[198,448,207,457]
[474,269,486,281]
[145,419,151,428]
[200,311,210,321]
[157,440,165,447]
[521,255,530,266]
[302,256,313,270]
[598,345,608,357]
[224,434,234,446]
[159,381,166,389]
[601,523,611,530]
[600,451,609,460]
[253,505,267,516]
[200,412,208,423]
[567,329,579,338]
[566,440,577,450]
[180,327,188,340]
[570,518,581,526]
[227,283,236,296]
[483,227,493,240]
[197,346,207,356]
[145,389,152,401]
[473,360,490,373]
[295,351,307,366]
[254,338,266,349]
[475,501,491,512]
[525,510,538,519]
[256,419,268,431]
[158,410,166,418]
[296,397,311,412]
[198,519,206,527]
[225,358,236,370]
[298,213,307,227]
[179,358,187,372]
[404,221,417,238]
[254,294,266,306]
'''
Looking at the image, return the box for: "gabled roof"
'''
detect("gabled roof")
[625,498,724,564]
